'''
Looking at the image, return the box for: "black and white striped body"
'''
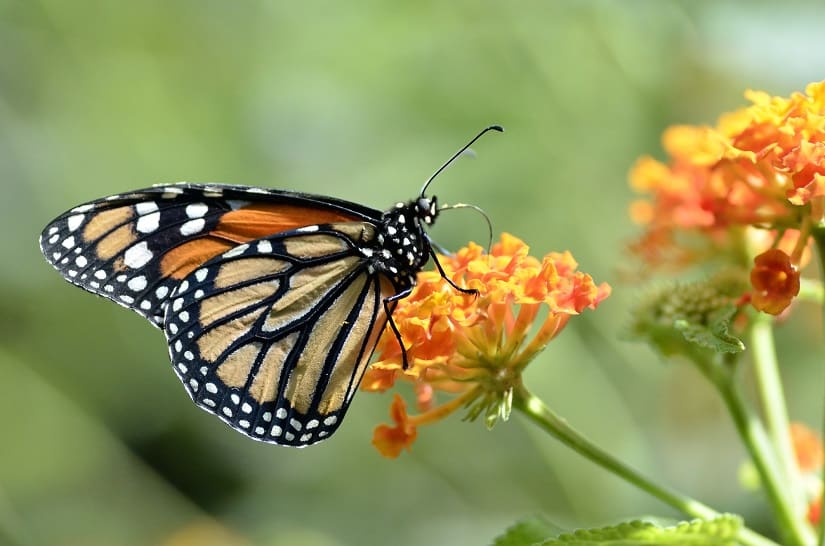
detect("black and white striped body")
[366,197,438,289]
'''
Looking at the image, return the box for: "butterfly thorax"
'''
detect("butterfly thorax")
[366,196,438,288]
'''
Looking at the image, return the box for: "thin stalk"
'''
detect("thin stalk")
[512,383,780,546]
[799,278,824,304]
[750,313,809,523]
[809,226,825,546]
[717,380,813,546]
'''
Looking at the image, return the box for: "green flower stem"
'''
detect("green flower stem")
[749,314,808,522]
[716,379,813,546]
[512,383,780,546]
[798,278,824,304]
[809,225,825,546]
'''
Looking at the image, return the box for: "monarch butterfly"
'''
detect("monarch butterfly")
[39,125,502,447]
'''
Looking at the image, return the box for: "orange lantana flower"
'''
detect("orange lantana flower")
[629,81,825,314]
[750,248,801,315]
[372,394,417,458]
[790,423,824,525]
[364,233,610,457]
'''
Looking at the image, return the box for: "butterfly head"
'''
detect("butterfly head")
[415,195,439,226]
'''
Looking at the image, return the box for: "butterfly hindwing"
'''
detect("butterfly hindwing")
[39,183,380,327]
[163,223,391,446]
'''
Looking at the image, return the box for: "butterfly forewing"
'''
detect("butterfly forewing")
[163,224,391,446]
[39,183,379,327]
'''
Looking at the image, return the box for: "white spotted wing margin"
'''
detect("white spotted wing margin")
[163,224,392,447]
[38,185,247,327]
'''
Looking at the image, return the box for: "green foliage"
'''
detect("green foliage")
[628,270,749,359]
[494,516,564,546]
[675,304,745,354]
[495,515,743,546]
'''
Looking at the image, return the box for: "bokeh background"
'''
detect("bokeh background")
[3,1,825,545]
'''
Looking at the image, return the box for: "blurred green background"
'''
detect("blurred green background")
[3,1,825,545]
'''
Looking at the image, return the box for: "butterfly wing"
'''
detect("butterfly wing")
[39,183,381,327]
[163,222,394,446]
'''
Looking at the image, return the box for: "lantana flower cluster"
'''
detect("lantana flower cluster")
[363,233,610,457]
[629,81,825,314]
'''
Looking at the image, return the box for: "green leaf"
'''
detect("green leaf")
[538,515,743,545]
[493,516,564,546]
[674,304,745,354]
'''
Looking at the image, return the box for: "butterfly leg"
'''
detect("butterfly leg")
[429,248,478,297]
[383,288,413,370]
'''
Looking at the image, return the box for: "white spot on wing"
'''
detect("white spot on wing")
[180,218,205,236]
[124,242,153,268]
[61,236,76,249]
[135,202,158,214]
[257,240,273,253]
[127,276,147,291]
[195,268,208,282]
[136,212,160,233]
[223,243,249,258]
[75,256,88,267]
[186,203,209,218]
[67,214,84,232]
[155,285,169,299]
[71,204,94,213]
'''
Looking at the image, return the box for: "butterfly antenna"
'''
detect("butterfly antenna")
[419,125,504,198]
[439,202,494,253]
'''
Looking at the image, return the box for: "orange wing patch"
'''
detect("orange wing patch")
[160,238,236,279]
[160,203,364,280]
[210,203,362,244]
